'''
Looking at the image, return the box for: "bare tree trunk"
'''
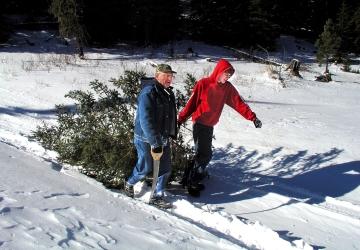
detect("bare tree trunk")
[325,56,329,73]
[76,38,85,59]
[315,56,332,82]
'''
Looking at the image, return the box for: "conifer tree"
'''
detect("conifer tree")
[248,0,279,49]
[31,71,193,188]
[352,5,360,54]
[81,1,131,45]
[188,0,257,47]
[49,0,87,58]
[315,19,341,73]
[127,0,179,45]
[270,0,310,36]
[0,14,8,43]
[336,0,353,57]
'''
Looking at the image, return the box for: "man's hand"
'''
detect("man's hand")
[151,146,163,161]
[253,117,262,128]
[177,121,182,130]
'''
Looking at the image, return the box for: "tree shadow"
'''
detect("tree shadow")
[0,105,74,120]
[187,144,359,207]
[283,161,360,202]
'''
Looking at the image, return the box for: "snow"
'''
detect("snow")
[0,143,242,250]
[1,31,360,250]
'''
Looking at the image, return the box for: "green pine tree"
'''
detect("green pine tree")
[352,5,360,54]
[0,14,9,43]
[315,19,341,73]
[127,0,179,46]
[188,0,252,47]
[31,70,194,188]
[336,0,353,57]
[248,0,279,50]
[49,0,87,58]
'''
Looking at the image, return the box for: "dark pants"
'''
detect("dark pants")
[193,123,214,171]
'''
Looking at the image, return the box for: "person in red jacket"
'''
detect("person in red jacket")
[178,58,262,195]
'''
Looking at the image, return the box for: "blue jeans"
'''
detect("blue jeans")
[127,138,171,196]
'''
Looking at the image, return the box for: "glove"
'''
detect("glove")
[177,116,186,127]
[151,146,163,161]
[177,121,182,130]
[253,117,262,128]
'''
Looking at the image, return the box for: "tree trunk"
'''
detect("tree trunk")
[325,56,329,73]
[76,38,85,59]
[285,59,301,77]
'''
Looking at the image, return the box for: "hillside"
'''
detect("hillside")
[0,31,359,250]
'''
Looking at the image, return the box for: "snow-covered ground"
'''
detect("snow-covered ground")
[1,31,359,250]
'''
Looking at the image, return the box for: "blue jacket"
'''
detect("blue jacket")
[134,78,177,148]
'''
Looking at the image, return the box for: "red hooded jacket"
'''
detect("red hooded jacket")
[178,59,256,127]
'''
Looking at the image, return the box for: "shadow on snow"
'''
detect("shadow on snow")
[188,144,359,207]
[0,106,57,119]
[0,105,75,120]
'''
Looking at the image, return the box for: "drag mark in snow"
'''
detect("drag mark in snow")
[14,190,41,195]
[43,192,90,199]
[172,199,312,250]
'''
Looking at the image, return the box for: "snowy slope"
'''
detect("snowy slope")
[1,31,360,249]
[0,142,245,250]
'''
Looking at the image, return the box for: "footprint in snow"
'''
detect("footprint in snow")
[0,206,25,214]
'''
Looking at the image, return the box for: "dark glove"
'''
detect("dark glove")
[253,117,262,128]
[177,121,182,130]
[151,146,163,160]
[152,146,163,153]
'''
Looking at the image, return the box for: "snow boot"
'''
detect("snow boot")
[187,182,205,197]
[193,183,205,191]
[180,158,209,197]
[124,181,134,198]
[187,185,201,197]
[149,196,173,209]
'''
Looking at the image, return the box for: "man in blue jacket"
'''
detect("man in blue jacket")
[125,64,177,207]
